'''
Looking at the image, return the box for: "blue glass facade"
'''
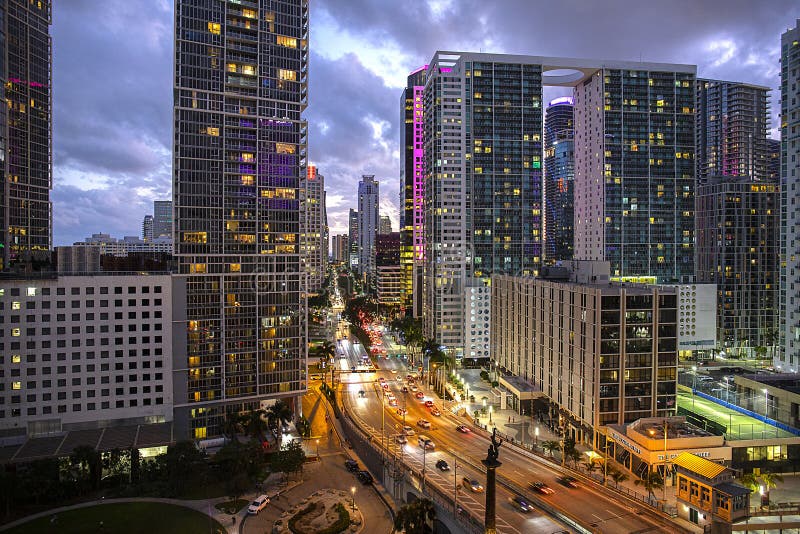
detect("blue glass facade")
[544,98,574,262]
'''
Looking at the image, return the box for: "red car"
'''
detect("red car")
[415,391,425,399]
[424,400,434,408]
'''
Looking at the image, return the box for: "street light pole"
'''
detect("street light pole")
[691,365,697,409]
[453,458,458,515]
[351,486,356,511]
[663,419,668,502]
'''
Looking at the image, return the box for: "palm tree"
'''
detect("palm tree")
[222,411,241,441]
[760,471,784,505]
[634,471,664,502]
[738,472,760,492]
[241,409,269,443]
[609,467,629,488]
[265,400,294,436]
[583,458,600,474]
[566,448,582,468]
[315,340,336,386]
[394,498,436,534]
[541,440,560,458]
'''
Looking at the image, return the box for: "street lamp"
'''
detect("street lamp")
[535,426,539,449]
[316,439,320,458]
[351,486,356,511]
[691,365,697,409]
[489,405,493,425]
[422,445,428,491]
[723,376,731,403]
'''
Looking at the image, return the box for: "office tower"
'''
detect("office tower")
[332,234,348,263]
[422,52,694,353]
[153,200,173,238]
[348,208,358,269]
[400,65,427,317]
[142,215,154,242]
[357,175,379,281]
[768,139,780,182]
[543,96,575,262]
[696,178,779,354]
[300,164,326,292]
[574,64,696,283]
[0,1,52,270]
[173,0,309,439]
[696,79,770,183]
[376,232,401,305]
[379,215,392,235]
[781,20,800,369]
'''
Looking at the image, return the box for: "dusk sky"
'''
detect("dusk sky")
[51,1,796,245]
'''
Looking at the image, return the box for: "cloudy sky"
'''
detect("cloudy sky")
[51,1,795,245]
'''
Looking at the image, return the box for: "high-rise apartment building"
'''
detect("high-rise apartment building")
[544,96,575,263]
[332,234,348,263]
[696,80,770,183]
[376,232,401,305]
[400,66,427,317]
[300,164,326,292]
[422,52,695,353]
[379,215,391,235]
[173,0,309,439]
[142,215,154,242]
[696,178,779,353]
[768,138,780,182]
[357,175,379,281]
[153,200,173,239]
[780,20,800,369]
[348,208,358,269]
[0,1,52,270]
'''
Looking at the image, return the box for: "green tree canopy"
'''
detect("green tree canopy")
[394,498,436,534]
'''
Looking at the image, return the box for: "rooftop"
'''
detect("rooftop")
[673,452,729,479]
[633,419,715,440]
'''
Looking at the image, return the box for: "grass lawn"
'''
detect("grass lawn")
[6,502,226,534]
[214,498,249,514]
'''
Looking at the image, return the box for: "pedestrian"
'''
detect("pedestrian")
[232,516,236,526]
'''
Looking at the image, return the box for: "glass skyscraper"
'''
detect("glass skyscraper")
[544,97,574,263]
[0,0,52,270]
[173,0,309,439]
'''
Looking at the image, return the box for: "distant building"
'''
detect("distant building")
[379,215,392,235]
[544,96,574,263]
[74,234,173,257]
[780,20,800,370]
[0,1,53,270]
[152,200,172,238]
[696,178,779,354]
[300,165,327,292]
[348,208,359,269]
[357,176,379,280]
[376,232,401,305]
[767,138,780,182]
[696,79,770,183]
[332,235,348,264]
[55,246,101,273]
[142,215,154,242]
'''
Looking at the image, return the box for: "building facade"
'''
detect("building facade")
[696,79,770,184]
[696,178,779,354]
[153,200,173,239]
[142,215,154,242]
[348,208,358,269]
[0,274,175,438]
[0,0,52,270]
[544,96,574,263]
[379,215,391,235]
[357,175,379,281]
[73,234,173,257]
[400,66,427,317]
[300,165,326,293]
[173,0,309,439]
[376,232,401,305]
[492,262,678,444]
[781,20,800,370]
[768,138,780,182]
[332,234,348,264]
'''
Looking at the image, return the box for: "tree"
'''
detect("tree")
[222,411,242,440]
[163,441,207,496]
[214,441,266,501]
[566,448,582,468]
[264,400,294,437]
[760,471,784,505]
[394,498,436,534]
[70,445,102,494]
[241,409,269,443]
[608,467,629,488]
[583,458,599,474]
[634,471,664,502]
[269,440,306,481]
[541,440,560,458]
[738,472,759,492]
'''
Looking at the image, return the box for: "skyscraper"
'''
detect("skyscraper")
[357,175,379,281]
[153,200,173,238]
[173,0,309,439]
[543,96,575,263]
[332,234,348,263]
[142,215,154,242]
[300,164,326,292]
[400,66,427,317]
[379,215,392,235]
[696,79,770,183]
[0,1,52,270]
[768,138,780,182]
[422,52,695,353]
[348,208,358,269]
[780,20,800,370]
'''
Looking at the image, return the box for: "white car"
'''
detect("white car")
[402,425,415,436]
[248,494,270,515]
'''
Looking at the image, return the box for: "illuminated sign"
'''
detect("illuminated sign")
[549,96,574,107]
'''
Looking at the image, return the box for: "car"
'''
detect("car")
[410,386,419,392]
[345,459,360,472]
[462,477,484,493]
[378,377,386,383]
[509,495,533,513]
[455,425,471,433]
[382,383,390,390]
[435,459,450,471]
[530,481,555,495]
[395,434,408,444]
[356,470,374,485]
[388,399,398,407]
[418,435,435,450]
[396,408,407,416]
[402,425,415,435]
[415,391,425,399]
[430,407,441,416]
[248,494,270,515]
[557,476,579,488]
[309,374,322,380]
[406,374,414,380]
[424,400,434,408]
[351,366,356,371]
[358,390,366,398]
[402,386,409,393]
[391,369,397,374]
[417,419,431,429]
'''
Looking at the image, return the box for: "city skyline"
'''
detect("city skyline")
[51,1,793,244]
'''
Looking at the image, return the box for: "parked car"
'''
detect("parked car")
[435,459,450,471]
[509,495,533,512]
[455,425,471,433]
[248,495,270,515]
[462,477,484,493]
[356,470,374,485]
[345,459,359,472]
[530,481,555,495]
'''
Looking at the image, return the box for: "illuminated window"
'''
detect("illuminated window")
[206,126,219,136]
[183,232,208,244]
[190,264,207,274]
[26,287,36,296]
[229,263,242,272]
[11,355,21,364]
[207,22,221,35]
[277,35,298,48]
[241,175,254,186]
[12,302,20,310]
[278,69,297,81]
[12,381,21,390]
[11,328,20,337]
[275,143,295,154]
[242,8,256,18]
[194,427,207,439]
[227,63,237,73]
[241,153,254,162]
